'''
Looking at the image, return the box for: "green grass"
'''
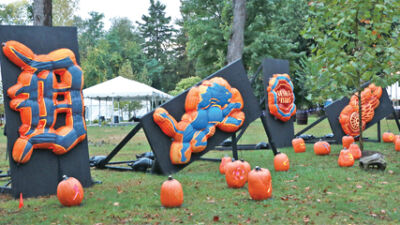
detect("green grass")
[1,116,400,224]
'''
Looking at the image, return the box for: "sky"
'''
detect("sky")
[1,0,182,29]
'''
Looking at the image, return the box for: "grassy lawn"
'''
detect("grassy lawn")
[1,116,400,224]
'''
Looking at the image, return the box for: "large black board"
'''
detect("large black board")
[325,88,394,144]
[0,26,92,198]
[141,59,261,174]
[262,58,294,147]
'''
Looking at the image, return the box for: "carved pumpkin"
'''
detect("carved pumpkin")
[382,132,395,143]
[274,153,289,171]
[348,143,362,160]
[57,175,84,207]
[314,141,331,155]
[225,160,248,188]
[395,139,400,152]
[267,74,296,122]
[338,149,355,167]
[248,166,272,200]
[219,156,232,174]
[339,104,366,136]
[342,135,355,149]
[160,176,184,208]
[292,138,306,153]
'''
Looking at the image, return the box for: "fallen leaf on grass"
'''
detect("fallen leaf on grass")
[113,202,119,206]
[117,186,123,194]
[316,199,321,203]
[303,215,310,224]
[304,186,310,192]
[213,216,219,222]
[381,209,386,214]
[356,185,362,189]
[388,170,394,174]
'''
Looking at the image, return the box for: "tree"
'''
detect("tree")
[227,0,246,63]
[52,0,79,26]
[137,0,176,91]
[302,0,400,150]
[33,0,52,26]
[169,76,202,96]
[0,0,31,25]
[181,0,231,77]
[77,11,105,58]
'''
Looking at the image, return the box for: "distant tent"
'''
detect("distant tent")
[83,76,172,122]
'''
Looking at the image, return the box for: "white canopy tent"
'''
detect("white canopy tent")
[83,76,172,123]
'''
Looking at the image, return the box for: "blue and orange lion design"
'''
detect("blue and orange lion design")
[153,77,245,164]
[2,40,87,164]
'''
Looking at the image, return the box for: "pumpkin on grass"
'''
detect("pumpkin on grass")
[219,156,232,174]
[338,149,354,167]
[395,139,400,152]
[342,135,354,149]
[57,175,84,207]
[248,166,272,200]
[382,132,395,143]
[160,176,183,208]
[314,141,331,155]
[292,138,306,153]
[274,153,289,171]
[225,160,248,188]
[348,143,362,159]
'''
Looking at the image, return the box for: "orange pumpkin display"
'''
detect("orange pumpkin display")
[314,141,331,155]
[382,132,395,143]
[248,166,272,200]
[219,156,232,174]
[267,74,296,122]
[274,153,289,171]
[339,84,382,136]
[160,176,184,208]
[225,160,248,188]
[292,137,306,153]
[394,135,400,143]
[338,149,355,167]
[395,139,400,152]
[342,135,355,149]
[348,143,362,159]
[57,175,84,207]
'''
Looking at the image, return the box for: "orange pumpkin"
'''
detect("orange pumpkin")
[248,166,272,200]
[274,153,289,171]
[57,175,84,207]
[314,141,331,155]
[338,149,355,167]
[342,135,354,149]
[394,135,400,143]
[292,138,306,153]
[225,160,248,188]
[348,143,362,159]
[241,160,251,174]
[219,156,232,174]
[160,176,184,208]
[395,139,400,152]
[382,132,395,143]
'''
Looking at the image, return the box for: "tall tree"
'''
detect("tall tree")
[77,12,105,58]
[0,0,31,25]
[227,0,246,63]
[137,0,176,91]
[52,0,79,26]
[302,0,400,150]
[33,0,52,26]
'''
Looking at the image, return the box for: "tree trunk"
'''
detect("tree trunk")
[227,0,246,63]
[358,90,364,151]
[33,0,52,26]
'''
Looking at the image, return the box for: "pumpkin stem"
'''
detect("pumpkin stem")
[168,175,173,181]
[62,175,68,180]
[255,166,261,171]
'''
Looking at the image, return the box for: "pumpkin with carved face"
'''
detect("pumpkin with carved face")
[338,149,354,167]
[274,153,289,171]
[225,160,249,188]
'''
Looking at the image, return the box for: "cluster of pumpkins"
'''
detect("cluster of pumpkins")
[58,132,400,208]
[292,136,362,167]
[382,131,400,151]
